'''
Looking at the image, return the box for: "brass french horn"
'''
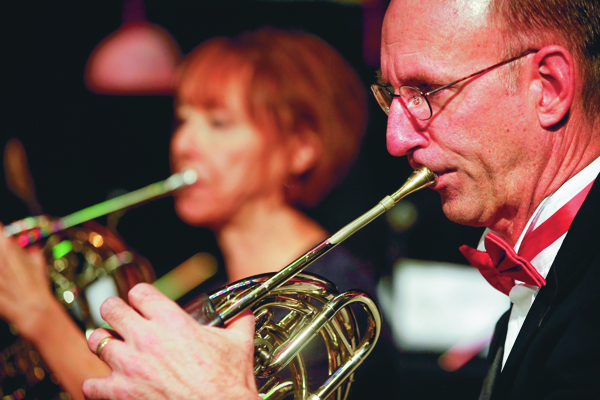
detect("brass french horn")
[0,169,197,400]
[188,166,437,399]
[2,167,436,400]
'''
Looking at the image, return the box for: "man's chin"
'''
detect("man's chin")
[441,198,483,227]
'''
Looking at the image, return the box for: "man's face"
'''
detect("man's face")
[381,0,551,230]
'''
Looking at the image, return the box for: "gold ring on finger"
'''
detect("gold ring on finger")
[96,336,114,357]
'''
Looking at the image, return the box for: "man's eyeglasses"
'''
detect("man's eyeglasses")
[371,50,538,120]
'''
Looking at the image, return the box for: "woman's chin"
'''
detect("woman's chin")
[174,204,221,229]
[175,203,206,226]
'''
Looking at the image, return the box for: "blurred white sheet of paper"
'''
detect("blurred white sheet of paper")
[377,258,510,353]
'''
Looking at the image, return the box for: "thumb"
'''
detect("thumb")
[226,310,255,339]
[25,245,46,270]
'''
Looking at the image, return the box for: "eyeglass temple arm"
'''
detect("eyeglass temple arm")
[425,49,539,96]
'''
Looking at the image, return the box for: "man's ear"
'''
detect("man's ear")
[530,45,575,128]
[288,129,323,177]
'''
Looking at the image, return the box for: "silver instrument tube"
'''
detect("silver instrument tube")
[216,166,437,323]
[4,169,198,245]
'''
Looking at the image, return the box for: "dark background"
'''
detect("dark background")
[2,1,486,398]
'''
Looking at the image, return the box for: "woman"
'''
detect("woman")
[170,28,369,293]
[0,28,372,400]
[171,30,384,397]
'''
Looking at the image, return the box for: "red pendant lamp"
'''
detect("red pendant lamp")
[85,0,181,95]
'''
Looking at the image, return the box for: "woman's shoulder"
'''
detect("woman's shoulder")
[304,245,377,296]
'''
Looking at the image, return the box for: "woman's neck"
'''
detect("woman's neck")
[216,203,328,283]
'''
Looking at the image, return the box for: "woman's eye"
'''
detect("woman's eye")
[209,118,230,128]
[208,112,234,129]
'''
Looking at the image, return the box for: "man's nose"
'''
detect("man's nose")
[386,100,430,157]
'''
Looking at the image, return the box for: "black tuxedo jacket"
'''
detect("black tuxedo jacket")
[479,175,600,399]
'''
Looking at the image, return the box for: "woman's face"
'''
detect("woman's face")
[170,90,291,229]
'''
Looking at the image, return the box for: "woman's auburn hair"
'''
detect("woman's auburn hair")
[175,27,368,207]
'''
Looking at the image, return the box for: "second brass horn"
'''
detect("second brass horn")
[1,169,199,399]
[4,168,199,245]
[189,167,437,400]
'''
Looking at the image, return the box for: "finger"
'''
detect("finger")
[0,235,18,272]
[0,237,43,278]
[82,377,107,399]
[0,231,21,253]
[87,328,118,354]
[82,375,119,400]
[127,283,183,320]
[225,310,258,389]
[226,310,255,342]
[23,244,47,278]
[24,243,45,262]
[88,329,122,361]
[98,296,144,340]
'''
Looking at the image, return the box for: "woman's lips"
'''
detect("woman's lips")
[174,166,208,186]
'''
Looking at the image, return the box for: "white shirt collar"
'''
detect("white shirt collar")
[478,156,600,278]
[515,156,600,252]
[499,157,600,369]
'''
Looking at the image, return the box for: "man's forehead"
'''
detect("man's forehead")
[381,0,496,82]
[384,0,492,26]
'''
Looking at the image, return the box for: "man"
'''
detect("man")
[83,0,600,399]
[377,1,600,398]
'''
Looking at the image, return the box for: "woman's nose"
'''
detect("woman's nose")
[171,123,201,159]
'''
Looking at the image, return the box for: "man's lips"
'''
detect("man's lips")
[409,159,444,174]
[428,169,453,190]
[412,164,451,190]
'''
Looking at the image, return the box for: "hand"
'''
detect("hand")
[0,223,54,338]
[83,283,260,400]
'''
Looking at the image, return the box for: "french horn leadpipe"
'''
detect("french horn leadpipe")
[3,169,198,246]
[207,167,437,327]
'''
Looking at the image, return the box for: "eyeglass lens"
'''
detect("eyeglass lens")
[371,85,432,120]
[371,85,392,115]
[399,87,432,120]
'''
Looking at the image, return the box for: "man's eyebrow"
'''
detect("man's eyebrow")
[377,69,446,87]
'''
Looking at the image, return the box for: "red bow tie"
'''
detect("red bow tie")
[460,180,594,295]
[460,233,544,295]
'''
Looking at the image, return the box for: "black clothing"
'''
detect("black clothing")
[181,245,397,399]
[480,175,600,399]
